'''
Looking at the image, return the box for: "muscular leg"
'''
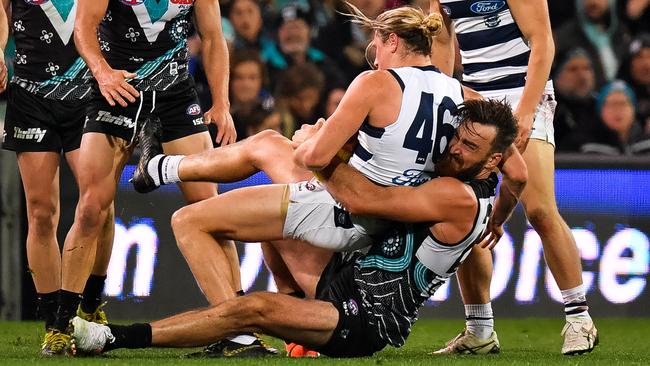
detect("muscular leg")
[150,293,337,348]
[455,246,495,340]
[521,140,583,290]
[261,243,302,294]
[18,152,62,329]
[58,133,131,331]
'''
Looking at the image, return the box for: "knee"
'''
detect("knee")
[76,195,105,231]
[238,293,269,323]
[26,200,57,235]
[171,206,197,247]
[525,204,558,233]
[247,130,288,164]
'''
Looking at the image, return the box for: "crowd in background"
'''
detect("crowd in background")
[186,0,650,156]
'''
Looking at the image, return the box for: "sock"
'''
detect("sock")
[80,274,106,314]
[227,334,257,345]
[562,285,591,320]
[465,303,494,340]
[37,290,59,330]
[54,290,82,332]
[147,155,184,186]
[103,323,152,352]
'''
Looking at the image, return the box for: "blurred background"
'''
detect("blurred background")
[0,0,649,321]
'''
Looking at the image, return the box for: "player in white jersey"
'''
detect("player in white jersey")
[434,0,597,356]
[70,99,525,358]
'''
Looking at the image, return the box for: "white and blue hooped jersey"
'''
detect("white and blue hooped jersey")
[348,66,464,187]
[440,0,530,92]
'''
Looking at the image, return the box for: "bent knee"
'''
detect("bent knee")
[248,130,290,163]
[525,205,560,231]
[26,202,58,235]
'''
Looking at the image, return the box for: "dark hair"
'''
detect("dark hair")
[230,49,269,88]
[275,62,325,98]
[454,99,518,154]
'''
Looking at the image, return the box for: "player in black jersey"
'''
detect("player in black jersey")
[53,0,259,356]
[69,99,526,358]
[0,0,116,355]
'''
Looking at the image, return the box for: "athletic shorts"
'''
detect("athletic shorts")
[2,84,85,153]
[479,81,557,146]
[314,253,388,357]
[282,178,389,251]
[83,77,208,143]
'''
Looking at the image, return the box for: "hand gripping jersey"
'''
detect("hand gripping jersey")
[99,0,194,91]
[349,66,464,187]
[11,0,92,100]
[354,172,498,347]
[440,0,531,91]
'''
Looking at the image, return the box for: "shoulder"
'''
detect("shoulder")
[350,70,401,94]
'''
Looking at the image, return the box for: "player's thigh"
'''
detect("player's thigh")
[16,152,61,222]
[161,130,217,202]
[267,239,333,298]
[173,184,288,242]
[73,132,131,205]
[520,139,558,212]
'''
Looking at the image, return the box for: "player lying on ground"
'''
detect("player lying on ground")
[70,100,525,357]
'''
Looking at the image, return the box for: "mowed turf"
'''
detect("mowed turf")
[0,318,648,365]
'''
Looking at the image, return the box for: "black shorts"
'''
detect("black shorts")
[83,77,208,143]
[314,253,387,358]
[2,84,85,153]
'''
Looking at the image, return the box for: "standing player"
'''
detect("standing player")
[435,0,598,355]
[46,0,269,357]
[0,0,116,355]
[70,99,523,358]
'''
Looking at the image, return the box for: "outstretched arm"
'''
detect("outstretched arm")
[429,0,456,76]
[194,0,236,145]
[74,0,139,107]
[319,158,475,223]
[507,0,555,152]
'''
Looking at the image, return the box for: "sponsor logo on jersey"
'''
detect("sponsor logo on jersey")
[347,299,359,316]
[483,14,501,27]
[119,0,145,5]
[96,110,136,129]
[23,0,50,5]
[469,1,505,15]
[305,182,316,191]
[13,127,47,142]
[391,169,431,186]
[186,103,201,116]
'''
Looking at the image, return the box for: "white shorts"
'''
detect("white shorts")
[479,81,557,146]
[282,179,389,252]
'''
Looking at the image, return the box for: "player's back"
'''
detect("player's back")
[349,66,464,186]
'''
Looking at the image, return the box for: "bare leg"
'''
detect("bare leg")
[151,293,338,348]
[163,132,242,302]
[172,184,287,304]
[17,152,62,295]
[261,243,302,294]
[61,134,131,294]
[521,140,583,290]
[456,246,492,304]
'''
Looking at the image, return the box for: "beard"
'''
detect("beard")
[437,153,487,182]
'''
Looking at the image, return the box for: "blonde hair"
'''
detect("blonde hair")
[343,2,443,56]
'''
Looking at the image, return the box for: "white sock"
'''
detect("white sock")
[227,334,257,345]
[465,303,494,340]
[147,154,184,185]
[561,285,590,320]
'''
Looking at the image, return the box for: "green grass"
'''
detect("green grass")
[0,318,648,365]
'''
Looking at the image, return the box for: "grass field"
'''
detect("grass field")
[1,318,648,365]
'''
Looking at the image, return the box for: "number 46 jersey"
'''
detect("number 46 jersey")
[349,66,464,187]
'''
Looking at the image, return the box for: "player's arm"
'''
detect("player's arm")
[320,158,475,223]
[507,0,554,152]
[429,0,456,77]
[294,70,381,170]
[0,0,8,92]
[74,0,139,107]
[194,0,236,145]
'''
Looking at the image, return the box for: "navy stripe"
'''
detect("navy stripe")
[565,307,589,315]
[387,69,405,91]
[360,121,385,138]
[462,72,527,91]
[353,145,373,162]
[465,316,494,320]
[444,0,509,20]
[413,65,440,73]
[457,23,523,51]
[463,51,530,75]
[565,301,588,307]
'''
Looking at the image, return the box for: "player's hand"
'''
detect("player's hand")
[513,112,534,153]
[478,218,504,250]
[291,118,325,148]
[95,66,139,107]
[204,106,236,146]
